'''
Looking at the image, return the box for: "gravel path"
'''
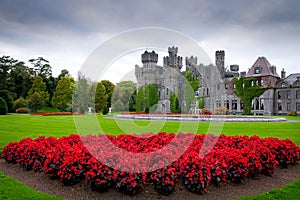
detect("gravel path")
[1,159,300,200]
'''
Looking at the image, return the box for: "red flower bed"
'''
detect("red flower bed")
[2,133,300,196]
[31,112,83,116]
[121,112,182,115]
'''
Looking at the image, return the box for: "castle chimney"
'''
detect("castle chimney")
[281,68,286,79]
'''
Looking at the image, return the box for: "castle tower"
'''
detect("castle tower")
[163,46,183,71]
[141,50,158,69]
[216,50,225,79]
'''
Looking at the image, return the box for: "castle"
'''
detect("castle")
[135,46,300,115]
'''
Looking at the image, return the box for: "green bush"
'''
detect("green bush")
[13,97,28,111]
[0,90,14,112]
[0,97,8,115]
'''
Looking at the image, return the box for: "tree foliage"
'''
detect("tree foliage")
[116,81,137,111]
[28,57,52,78]
[28,76,50,103]
[95,82,107,113]
[8,61,33,99]
[100,80,115,109]
[0,90,14,113]
[234,77,267,115]
[13,97,28,111]
[0,97,8,115]
[112,99,124,112]
[28,92,45,113]
[51,77,74,111]
[72,73,91,114]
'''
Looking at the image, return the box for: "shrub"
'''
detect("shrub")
[288,110,297,116]
[0,97,8,115]
[213,106,229,115]
[16,107,30,114]
[13,97,28,111]
[200,108,212,115]
[0,90,14,112]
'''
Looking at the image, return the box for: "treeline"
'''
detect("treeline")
[0,55,137,114]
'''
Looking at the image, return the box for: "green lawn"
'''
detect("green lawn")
[0,114,299,199]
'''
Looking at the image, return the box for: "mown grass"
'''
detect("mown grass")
[0,114,299,199]
[0,171,62,200]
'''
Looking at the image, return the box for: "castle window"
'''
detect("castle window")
[216,100,221,107]
[225,100,229,109]
[297,103,300,111]
[232,100,237,110]
[287,90,291,99]
[282,82,286,87]
[207,88,209,96]
[278,103,282,111]
[287,103,291,111]
[297,90,300,99]
[240,100,244,110]
[261,80,264,86]
[278,91,282,99]
[255,66,261,74]
[242,83,245,88]
[297,81,300,87]
[166,88,169,95]
[251,81,254,87]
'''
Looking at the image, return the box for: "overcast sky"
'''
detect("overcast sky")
[1,0,300,83]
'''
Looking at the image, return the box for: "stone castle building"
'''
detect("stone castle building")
[135,46,300,115]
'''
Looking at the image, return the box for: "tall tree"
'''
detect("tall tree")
[116,81,137,111]
[28,76,50,104]
[28,92,44,113]
[100,80,115,109]
[29,57,56,102]
[72,73,91,113]
[111,86,125,111]
[58,69,70,80]
[51,77,74,111]
[94,82,107,113]
[8,61,33,99]
[28,57,52,78]
[0,56,18,90]
[0,90,13,113]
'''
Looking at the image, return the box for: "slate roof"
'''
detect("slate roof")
[277,73,300,86]
[245,57,280,78]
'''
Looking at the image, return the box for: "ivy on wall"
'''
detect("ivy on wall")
[185,70,199,92]
[234,77,267,115]
[170,91,180,112]
[136,87,145,112]
[136,84,158,112]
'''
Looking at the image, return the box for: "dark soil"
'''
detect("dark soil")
[1,159,300,200]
